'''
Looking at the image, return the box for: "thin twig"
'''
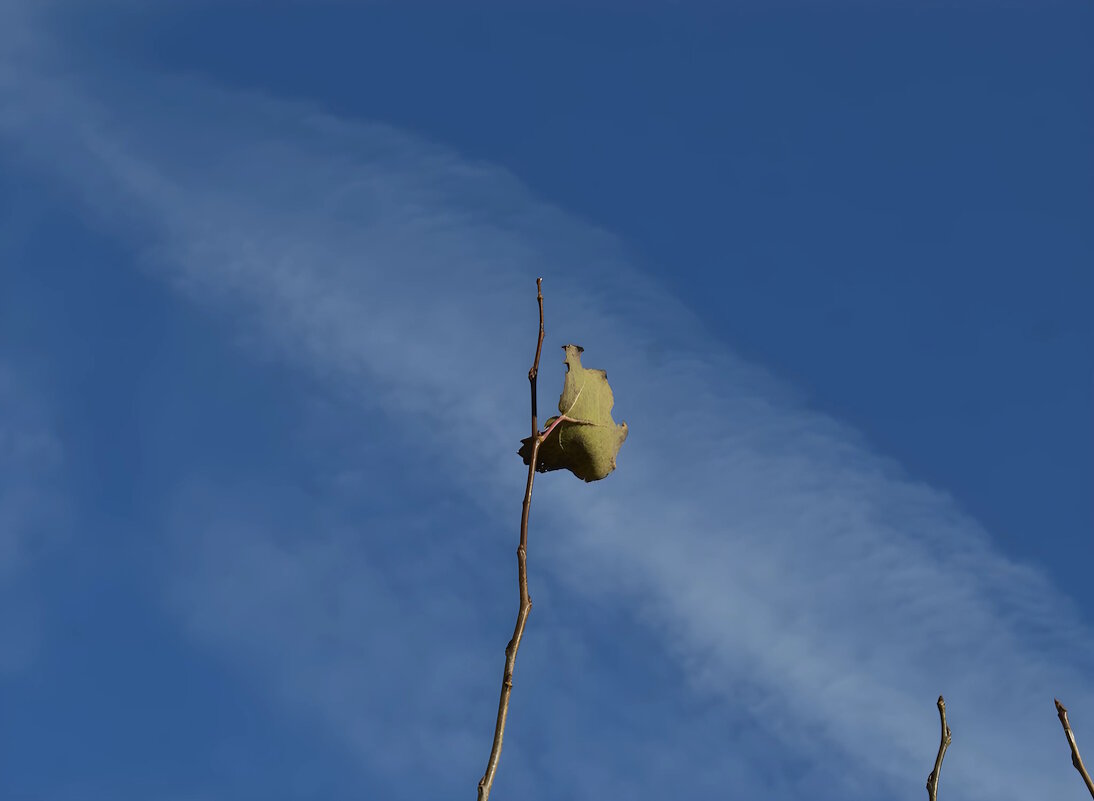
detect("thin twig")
[1056,699,1094,799]
[528,278,544,422]
[478,278,545,801]
[926,695,952,801]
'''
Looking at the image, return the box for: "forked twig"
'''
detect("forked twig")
[1056,699,1094,799]
[926,695,952,801]
[477,278,545,801]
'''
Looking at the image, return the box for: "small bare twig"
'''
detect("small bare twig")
[1056,699,1094,799]
[926,695,952,801]
[477,278,545,801]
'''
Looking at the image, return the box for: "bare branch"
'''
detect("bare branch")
[926,695,952,801]
[478,278,544,801]
[1056,699,1094,799]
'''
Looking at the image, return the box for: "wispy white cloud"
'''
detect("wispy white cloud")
[3,7,1093,801]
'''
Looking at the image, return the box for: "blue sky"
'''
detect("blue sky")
[1,2,1092,800]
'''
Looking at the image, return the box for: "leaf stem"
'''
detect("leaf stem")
[478,278,544,801]
[538,413,578,444]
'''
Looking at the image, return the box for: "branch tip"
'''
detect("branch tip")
[926,695,951,801]
[1056,698,1094,798]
